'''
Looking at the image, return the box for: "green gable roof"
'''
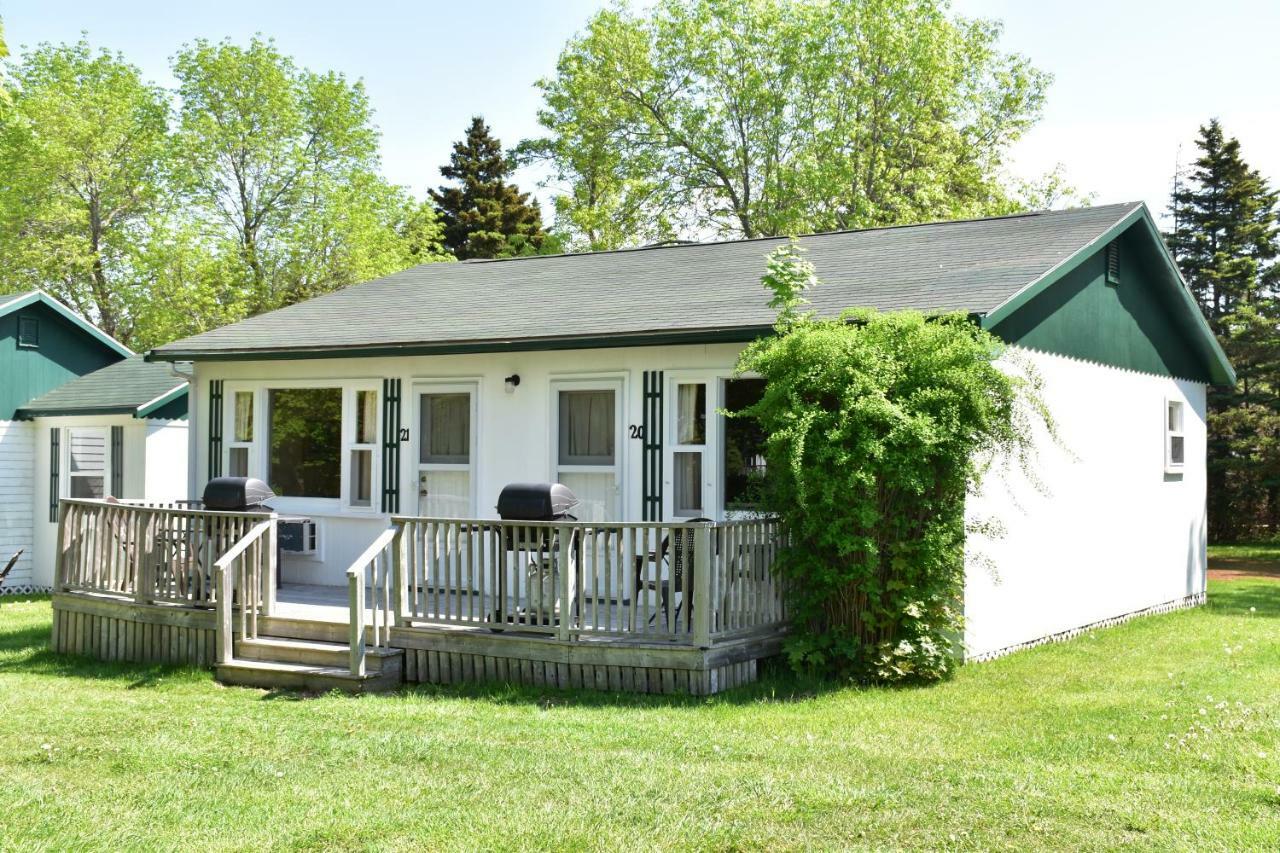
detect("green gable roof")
[0,290,133,359]
[145,202,1231,385]
[15,355,188,420]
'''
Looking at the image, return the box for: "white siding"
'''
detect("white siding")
[0,419,36,591]
[964,348,1208,659]
[144,419,190,500]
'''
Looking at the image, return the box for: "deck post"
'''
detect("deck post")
[262,515,278,618]
[392,522,406,627]
[214,563,233,664]
[557,524,574,642]
[53,501,70,592]
[693,523,713,649]
[349,571,367,676]
[136,508,155,606]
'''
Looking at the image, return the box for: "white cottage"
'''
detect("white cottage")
[0,290,189,594]
[46,202,1230,694]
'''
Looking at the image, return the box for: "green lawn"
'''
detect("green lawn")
[2,582,1279,850]
[1209,541,1280,562]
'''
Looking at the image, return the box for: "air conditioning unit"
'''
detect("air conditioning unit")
[279,520,318,555]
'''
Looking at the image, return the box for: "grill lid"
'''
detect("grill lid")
[496,482,579,520]
[202,476,276,510]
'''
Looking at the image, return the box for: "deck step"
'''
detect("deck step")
[216,657,403,694]
[235,636,403,671]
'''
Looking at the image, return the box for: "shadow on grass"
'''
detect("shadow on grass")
[0,600,197,688]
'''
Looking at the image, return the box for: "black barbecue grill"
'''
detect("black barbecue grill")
[202,477,276,511]
[496,482,579,522]
[492,483,580,628]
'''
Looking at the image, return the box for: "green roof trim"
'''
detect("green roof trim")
[979,204,1234,386]
[0,290,133,360]
[15,355,188,420]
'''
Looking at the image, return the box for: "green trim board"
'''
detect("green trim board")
[981,204,1233,386]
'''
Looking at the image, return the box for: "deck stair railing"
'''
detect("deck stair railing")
[212,519,276,664]
[345,527,398,676]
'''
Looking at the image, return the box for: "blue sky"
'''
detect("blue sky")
[4,1,1278,227]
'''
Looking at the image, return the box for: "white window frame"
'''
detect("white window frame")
[226,387,257,479]
[412,381,479,518]
[215,378,387,515]
[63,426,111,500]
[342,383,381,513]
[550,376,625,521]
[1165,397,1186,474]
[665,375,713,520]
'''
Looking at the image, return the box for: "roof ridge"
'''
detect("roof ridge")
[459,202,1144,266]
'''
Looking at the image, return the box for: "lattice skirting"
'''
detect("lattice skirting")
[401,648,757,695]
[966,591,1208,663]
[0,584,51,596]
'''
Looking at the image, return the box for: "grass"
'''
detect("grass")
[1,582,1278,851]
[1209,541,1280,561]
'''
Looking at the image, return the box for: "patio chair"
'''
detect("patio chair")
[633,518,713,629]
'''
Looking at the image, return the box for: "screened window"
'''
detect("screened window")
[1166,399,1185,471]
[724,378,767,510]
[67,428,107,499]
[268,388,342,498]
[420,393,470,464]
[558,390,615,466]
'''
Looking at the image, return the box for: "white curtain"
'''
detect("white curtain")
[559,390,614,465]
[676,383,705,444]
[234,392,253,442]
[421,394,470,464]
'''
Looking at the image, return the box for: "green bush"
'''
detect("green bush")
[733,242,1044,683]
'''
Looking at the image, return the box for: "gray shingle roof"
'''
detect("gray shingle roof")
[16,356,187,417]
[149,203,1142,360]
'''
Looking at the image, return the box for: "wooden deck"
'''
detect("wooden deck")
[50,500,788,694]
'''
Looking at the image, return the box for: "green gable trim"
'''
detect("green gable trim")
[0,290,132,359]
[135,384,189,419]
[982,205,1234,386]
[143,395,189,421]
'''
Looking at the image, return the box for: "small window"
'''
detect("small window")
[17,316,39,348]
[724,378,768,511]
[67,428,107,498]
[1105,241,1120,286]
[228,391,254,477]
[420,393,470,465]
[1165,399,1185,472]
[676,383,706,445]
[558,390,615,466]
[268,388,342,498]
[348,389,377,508]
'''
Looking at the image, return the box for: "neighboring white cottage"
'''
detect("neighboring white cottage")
[145,202,1232,661]
[0,290,189,594]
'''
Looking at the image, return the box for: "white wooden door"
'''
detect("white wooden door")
[414,384,477,517]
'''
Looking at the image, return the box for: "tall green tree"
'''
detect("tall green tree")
[430,117,549,260]
[0,40,172,343]
[1168,120,1280,540]
[525,0,1050,249]
[172,37,448,316]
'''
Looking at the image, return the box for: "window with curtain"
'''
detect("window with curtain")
[268,388,342,498]
[67,428,107,499]
[421,393,470,464]
[676,383,706,445]
[349,389,377,507]
[558,390,615,466]
[229,391,254,477]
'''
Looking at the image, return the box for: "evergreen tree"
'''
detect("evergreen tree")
[430,117,548,260]
[1168,119,1280,540]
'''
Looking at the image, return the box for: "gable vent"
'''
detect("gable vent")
[1105,240,1120,286]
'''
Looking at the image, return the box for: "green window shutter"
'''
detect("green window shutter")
[49,428,61,522]
[381,378,402,513]
[642,370,664,521]
[110,426,124,497]
[208,380,224,479]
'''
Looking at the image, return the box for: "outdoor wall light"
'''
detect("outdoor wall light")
[504,374,521,393]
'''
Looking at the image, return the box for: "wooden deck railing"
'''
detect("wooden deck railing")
[346,526,397,676]
[213,519,275,664]
[386,516,786,647]
[56,499,275,608]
